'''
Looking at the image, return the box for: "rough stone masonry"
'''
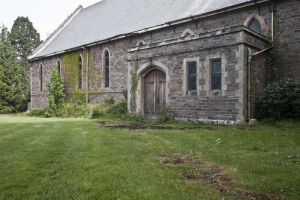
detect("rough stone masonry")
[29,0,300,124]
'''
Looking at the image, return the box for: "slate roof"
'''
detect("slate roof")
[29,0,252,60]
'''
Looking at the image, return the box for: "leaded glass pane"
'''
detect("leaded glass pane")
[104,51,110,88]
[187,61,197,91]
[78,56,82,89]
[40,65,43,91]
[249,19,261,34]
[211,60,221,90]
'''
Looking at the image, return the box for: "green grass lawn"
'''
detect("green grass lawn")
[0,115,299,200]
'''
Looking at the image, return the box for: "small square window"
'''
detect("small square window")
[187,61,197,92]
[211,59,222,90]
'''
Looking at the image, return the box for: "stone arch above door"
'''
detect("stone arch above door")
[137,61,168,76]
[135,61,170,115]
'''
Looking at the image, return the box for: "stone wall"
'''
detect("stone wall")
[128,27,268,123]
[30,1,297,123]
[275,0,300,80]
[30,55,61,109]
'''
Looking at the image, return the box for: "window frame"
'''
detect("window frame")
[78,55,83,89]
[210,59,222,91]
[181,28,194,37]
[243,14,266,35]
[183,58,199,96]
[248,18,262,34]
[103,49,110,88]
[57,60,61,75]
[40,64,43,92]
[136,40,146,47]
[187,61,197,92]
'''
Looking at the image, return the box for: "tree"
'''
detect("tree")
[10,17,41,66]
[0,26,28,113]
[48,68,65,110]
[9,17,42,112]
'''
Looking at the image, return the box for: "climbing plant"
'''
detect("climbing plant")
[85,49,102,94]
[62,49,104,105]
[62,52,85,104]
[130,51,140,112]
[48,67,65,110]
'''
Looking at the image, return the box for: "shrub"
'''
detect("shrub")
[107,101,128,116]
[91,107,105,119]
[128,113,145,122]
[157,107,175,122]
[27,104,92,118]
[26,109,49,117]
[59,103,92,118]
[48,68,65,110]
[122,90,128,101]
[66,91,86,105]
[256,79,300,120]
[103,97,115,106]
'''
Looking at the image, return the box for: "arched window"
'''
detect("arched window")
[181,29,194,37]
[78,56,83,89]
[57,60,61,75]
[40,64,43,92]
[136,40,145,47]
[248,18,262,34]
[103,50,110,88]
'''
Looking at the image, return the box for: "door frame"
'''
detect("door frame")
[142,68,166,118]
[135,61,169,115]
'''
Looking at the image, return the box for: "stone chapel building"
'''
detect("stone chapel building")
[28,0,300,124]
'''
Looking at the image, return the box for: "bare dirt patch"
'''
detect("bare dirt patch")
[160,154,203,165]
[96,121,215,131]
[183,166,232,193]
[234,188,285,200]
[160,154,285,200]
[105,124,175,131]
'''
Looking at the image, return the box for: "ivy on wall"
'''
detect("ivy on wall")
[130,51,140,112]
[62,52,85,104]
[85,50,103,94]
[61,49,104,104]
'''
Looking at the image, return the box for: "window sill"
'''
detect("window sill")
[103,87,110,92]
[210,90,222,96]
[186,90,197,96]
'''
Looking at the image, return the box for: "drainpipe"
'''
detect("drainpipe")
[271,0,274,42]
[247,48,252,122]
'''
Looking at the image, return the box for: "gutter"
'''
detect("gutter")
[28,0,270,62]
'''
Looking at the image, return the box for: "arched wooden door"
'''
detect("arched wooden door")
[144,69,166,118]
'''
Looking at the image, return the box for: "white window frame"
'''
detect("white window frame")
[182,57,200,96]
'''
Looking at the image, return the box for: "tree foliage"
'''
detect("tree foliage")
[0,26,28,113]
[256,79,300,120]
[10,17,41,66]
[0,16,42,113]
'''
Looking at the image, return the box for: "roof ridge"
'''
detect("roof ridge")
[83,0,105,10]
[29,0,258,60]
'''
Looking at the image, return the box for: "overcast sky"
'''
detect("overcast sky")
[0,0,101,40]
